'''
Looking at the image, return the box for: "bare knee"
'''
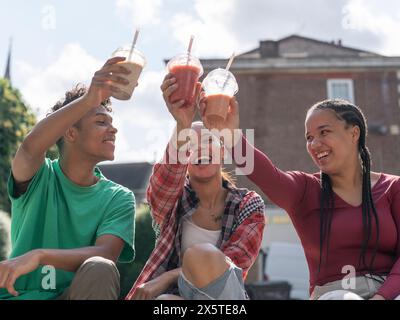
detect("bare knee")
[318,290,363,300]
[182,243,225,268]
[156,294,184,300]
[182,243,229,288]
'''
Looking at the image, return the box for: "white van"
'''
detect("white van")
[264,241,310,300]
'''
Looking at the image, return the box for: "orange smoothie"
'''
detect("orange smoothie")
[205,93,231,123]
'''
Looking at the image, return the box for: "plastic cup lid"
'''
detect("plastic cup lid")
[167,53,204,76]
[202,68,238,96]
[112,47,146,66]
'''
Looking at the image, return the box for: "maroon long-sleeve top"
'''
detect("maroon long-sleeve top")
[238,135,400,299]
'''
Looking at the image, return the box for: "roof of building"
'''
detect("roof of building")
[98,162,153,202]
[238,34,382,59]
[200,34,400,72]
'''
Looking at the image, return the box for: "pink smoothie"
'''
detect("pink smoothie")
[169,64,201,107]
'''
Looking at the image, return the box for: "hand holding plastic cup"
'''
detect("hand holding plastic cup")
[202,58,238,124]
[111,30,146,100]
[167,36,204,108]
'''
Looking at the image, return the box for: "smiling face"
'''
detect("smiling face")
[64,105,117,162]
[187,123,224,183]
[305,108,360,175]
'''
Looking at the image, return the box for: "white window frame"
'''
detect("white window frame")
[327,79,355,103]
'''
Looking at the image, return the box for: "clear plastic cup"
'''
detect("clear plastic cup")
[111,47,146,100]
[167,53,204,108]
[202,68,238,123]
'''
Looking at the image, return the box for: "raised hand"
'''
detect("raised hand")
[127,274,173,300]
[199,93,240,133]
[198,94,241,148]
[161,73,201,129]
[83,57,132,107]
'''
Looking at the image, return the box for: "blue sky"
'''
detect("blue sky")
[1,0,400,163]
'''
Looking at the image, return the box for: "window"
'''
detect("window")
[327,79,355,103]
[390,125,400,135]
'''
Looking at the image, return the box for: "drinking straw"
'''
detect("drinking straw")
[186,35,194,65]
[128,28,140,61]
[222,52,235,89]
[225,52,235,71]
[187,35,194,54]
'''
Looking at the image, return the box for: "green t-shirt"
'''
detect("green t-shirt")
[0,158,135,300]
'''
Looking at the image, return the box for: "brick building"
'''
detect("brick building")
[201,35,400,202]
[201,34,400,247]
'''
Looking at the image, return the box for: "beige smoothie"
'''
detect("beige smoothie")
[111,46,146,101]
[112,61,144,100]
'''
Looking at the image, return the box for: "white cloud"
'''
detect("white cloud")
[16,43,102,117]
[14,60,39,79]
[115,0,163,27]
[168,0,400,59]
[223,0,400,56]
[215,0,352,53]
[170,0,238,58]
[111,70,175,163]
[112,121,173,163]
[343,0,400,55]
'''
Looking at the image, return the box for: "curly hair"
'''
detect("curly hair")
[47,83,112,151]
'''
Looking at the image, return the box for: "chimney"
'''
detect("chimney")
[337,39,342,46]
[259,40,279,58]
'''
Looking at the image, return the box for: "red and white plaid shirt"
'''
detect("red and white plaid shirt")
[125,146,266,299]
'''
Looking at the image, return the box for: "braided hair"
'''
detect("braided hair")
[307,99,380,273]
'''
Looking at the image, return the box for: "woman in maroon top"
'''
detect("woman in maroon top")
[200,97,400,300]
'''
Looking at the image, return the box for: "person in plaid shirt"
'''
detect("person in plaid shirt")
[125,74,265,300]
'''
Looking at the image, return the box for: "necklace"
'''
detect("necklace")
[198,203,224,223]
[197,190,226,223]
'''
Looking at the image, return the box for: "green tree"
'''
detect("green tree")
[0,210,11,261]
[0,79,36,213]
[118,203,156,298]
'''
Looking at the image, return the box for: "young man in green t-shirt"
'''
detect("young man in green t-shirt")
[0,56,136,300]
